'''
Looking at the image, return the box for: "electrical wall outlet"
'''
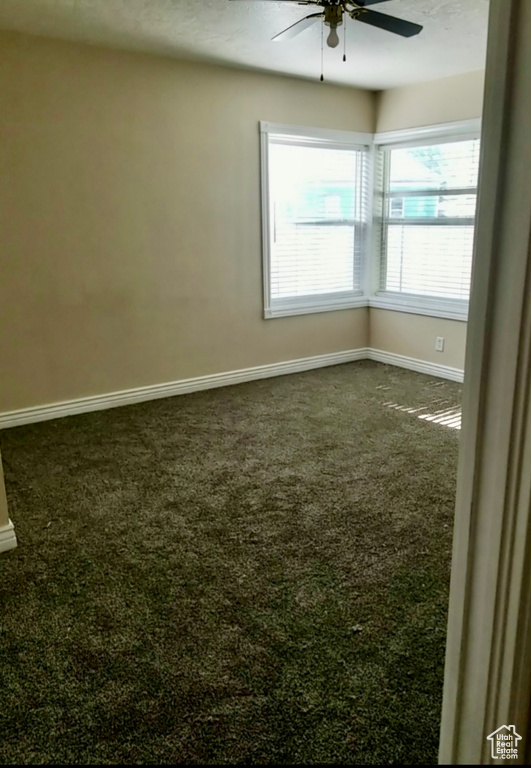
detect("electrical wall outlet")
[435,336,445,352]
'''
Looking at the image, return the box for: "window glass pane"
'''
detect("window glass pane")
[269,142,364,300]
[389,140,480,192]
[388,193,477,219]
[385,225,474,300]
[382,137,480,301]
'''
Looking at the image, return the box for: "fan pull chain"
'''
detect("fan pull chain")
[343,17,347,62]
[320,21,324,81]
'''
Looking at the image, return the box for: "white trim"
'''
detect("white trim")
[259,121,372,147]
[0,519,17,554]
[265,294,366,319]
[260,122,272,319]
[361,141,377,298]
[262,291,471,321]
[367,349,464,383]
[0,348,466,430]
[261,119,480,151]
[369,295,469,322]
[374,118,482,148]
[0,349,369,430]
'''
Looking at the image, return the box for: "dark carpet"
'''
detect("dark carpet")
[0,361,461,765]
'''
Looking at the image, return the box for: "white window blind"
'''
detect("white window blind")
[262,125,370,318]
[380,138,480,302]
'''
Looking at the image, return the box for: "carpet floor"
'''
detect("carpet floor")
[0,361,461,765]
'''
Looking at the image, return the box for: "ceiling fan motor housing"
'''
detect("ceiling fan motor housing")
[324,5,343,28]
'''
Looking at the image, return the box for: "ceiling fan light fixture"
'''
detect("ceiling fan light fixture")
[323,5,343,48]
[260,0,424,72]
[326,26,340,48]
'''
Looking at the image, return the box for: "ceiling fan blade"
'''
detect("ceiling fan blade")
[229,1,318,4]
[272,12,324,42]
[355,8,422,37]
[356,0,395,5]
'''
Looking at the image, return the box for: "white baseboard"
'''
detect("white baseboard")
[0,519,17,554]
[0,347,463,430]
[0,348,369,430]
[367,349,464,383]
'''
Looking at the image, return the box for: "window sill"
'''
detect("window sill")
[265,295,367,319]
[264,294,469,321]
[369,294,469,322]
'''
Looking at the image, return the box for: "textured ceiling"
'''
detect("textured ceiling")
[0,0,489,89]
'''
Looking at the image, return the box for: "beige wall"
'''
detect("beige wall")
[370,310,467,370]
[375,69,485,133]
[0,32,373,414]
[0,30,486,415]
[371,69,486,369]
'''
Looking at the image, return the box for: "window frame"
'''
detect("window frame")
[260,121,373,319]
[371,118,482,322]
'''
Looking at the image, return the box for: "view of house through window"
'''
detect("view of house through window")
[380,138,481,302]
[262,126,481,318]
[263,128,369,316]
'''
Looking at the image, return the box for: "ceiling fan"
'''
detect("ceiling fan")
[229,0,422,50]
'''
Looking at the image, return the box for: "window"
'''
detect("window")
[260,120,481,321]
[377,132,480,315]
[261,123,371,318]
